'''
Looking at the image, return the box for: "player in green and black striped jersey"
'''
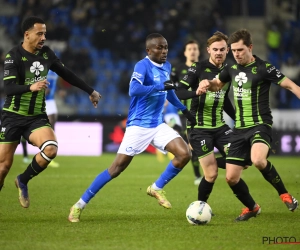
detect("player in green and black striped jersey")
[198,29,300,221]
[0,16,101,208]
[170,40,202,185]
[176,31,238,206]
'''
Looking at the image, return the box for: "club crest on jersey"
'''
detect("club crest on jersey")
[30,61,44,76]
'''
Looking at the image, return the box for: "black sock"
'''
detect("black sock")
[260,161,288,195]
[229,178,256,210]
[19,155,46,185]
[191,150,201,177]
[198,178,214,202]
[21,138,28,157]
[216,157,226,169]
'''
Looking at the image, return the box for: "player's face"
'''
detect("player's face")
[146,37,168,64]
[184,43,199,63]
[25,23,46,52]
[230,39,253,66]
[207,40,228,67]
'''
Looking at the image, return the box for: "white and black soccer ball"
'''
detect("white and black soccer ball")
[186,201,212,225]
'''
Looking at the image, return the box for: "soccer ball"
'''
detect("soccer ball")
[186,201,212,225]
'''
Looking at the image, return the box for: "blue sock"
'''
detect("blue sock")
[154,161,182,189]
[81,169,112,203]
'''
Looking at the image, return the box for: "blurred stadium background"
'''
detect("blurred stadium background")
[0,0,299,155]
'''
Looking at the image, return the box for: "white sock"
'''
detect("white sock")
[75,198,87,209]
[151,183,162,190]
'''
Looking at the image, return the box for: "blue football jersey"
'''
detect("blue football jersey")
[127,56,171,128]
[46,70,58,101]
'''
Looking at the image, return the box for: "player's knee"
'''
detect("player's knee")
[0,161,11,176]
[108,164,126,178]
[206,171,218,182]
[181,148,192,164]
[39,140,58,162]
[226,176,238,186]
[251,158,266,169]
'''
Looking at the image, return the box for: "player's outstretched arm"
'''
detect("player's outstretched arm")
[280,77,300,99]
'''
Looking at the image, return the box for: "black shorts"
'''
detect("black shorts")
[188,124,233,159]
[0,111,51,144]
[226,124,272,166]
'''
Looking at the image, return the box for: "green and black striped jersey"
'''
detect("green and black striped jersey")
[171,63,192,110]
[3,44,60,116]
[180,59,231,129]
[219,56,286,128]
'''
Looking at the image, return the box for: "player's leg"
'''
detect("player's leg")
[0,143,19,191]
[68,125,153,222]
[226,162,260,221]
[15,123,58,208]
[0,111,24,191]
[198,154,217,202]
[147,124,191,209]
[46,101,59,167]
[68,153,133,222]
[181,115,201,184]
[251,140,298,212]
[226,129,260,221]
[21,137,30,163]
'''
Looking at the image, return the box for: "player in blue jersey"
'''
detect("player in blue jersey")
[68,33,197,222]
[45,70,59,167]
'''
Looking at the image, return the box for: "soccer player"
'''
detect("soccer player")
[20,70,60,167]
[176,31,236,206]
[171,40,202,185]
[45,70,59,168]
[197,29,299,221]
[0,16,101,208]
[68,33,197,222]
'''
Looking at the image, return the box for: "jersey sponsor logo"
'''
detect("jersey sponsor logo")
[4,70,9,76]
[233,72,251,100]
[4,60,13,64]
[207,89,226,100]
[251,67,257,74]
[30,61,44,76]
[132,72,142,79]
[267,66,275,73]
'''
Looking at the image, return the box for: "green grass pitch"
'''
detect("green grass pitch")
[1,154,299,250]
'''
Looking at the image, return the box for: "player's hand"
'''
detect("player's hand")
[30,79,49,92]
[196,80,210,95]
[163,80,178,90]
[89,90,102,108]
[182,109,197,129]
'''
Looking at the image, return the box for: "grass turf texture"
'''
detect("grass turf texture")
[1,154,299,250]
